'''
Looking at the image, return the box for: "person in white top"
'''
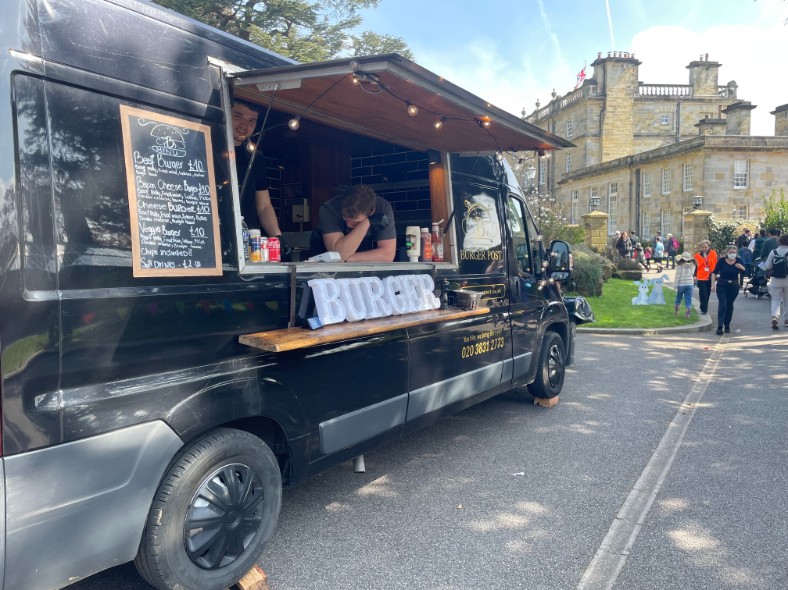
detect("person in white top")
[673,252,697,319]
[760,233,788,329]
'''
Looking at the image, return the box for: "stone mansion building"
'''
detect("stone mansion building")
[523,52,788,241]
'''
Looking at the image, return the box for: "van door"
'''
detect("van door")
[406,169,507,423]
[503,193,544,384]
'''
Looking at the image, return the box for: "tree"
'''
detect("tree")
[152,0,413,62]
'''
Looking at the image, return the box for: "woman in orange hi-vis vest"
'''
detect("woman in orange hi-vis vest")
[694,239,718,315]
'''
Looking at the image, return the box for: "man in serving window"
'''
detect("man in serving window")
[310,185,397,262]
[231,99,282,238]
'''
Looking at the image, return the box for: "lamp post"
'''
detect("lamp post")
[589,196,600,212]
[692,195,703,210]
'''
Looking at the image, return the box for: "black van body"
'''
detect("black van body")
[0,1,590,589]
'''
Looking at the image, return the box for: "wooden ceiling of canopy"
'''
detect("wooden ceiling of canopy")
[231,55,571,154]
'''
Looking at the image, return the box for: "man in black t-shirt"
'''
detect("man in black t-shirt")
[231,99,281,237]
[310,185,397,262]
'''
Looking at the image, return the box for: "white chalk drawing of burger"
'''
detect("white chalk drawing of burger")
[140,120,189,157]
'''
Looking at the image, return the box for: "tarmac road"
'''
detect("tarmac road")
[70,281,788,590]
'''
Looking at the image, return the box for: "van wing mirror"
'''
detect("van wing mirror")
[548,240,572,282]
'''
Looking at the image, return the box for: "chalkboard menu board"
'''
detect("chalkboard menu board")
[120,105,222,277]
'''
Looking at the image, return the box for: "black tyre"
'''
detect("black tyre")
[134,428,282,590]
[527,331,566,399]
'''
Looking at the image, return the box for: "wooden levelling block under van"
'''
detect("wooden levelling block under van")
[227,565,269,590]
[533,396,560,408]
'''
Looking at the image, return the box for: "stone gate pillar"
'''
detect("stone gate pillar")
[682,210,712,252]
[582,210,610,250]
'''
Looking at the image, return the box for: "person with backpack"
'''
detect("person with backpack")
[665,233,679,269]
[761,233,788,330]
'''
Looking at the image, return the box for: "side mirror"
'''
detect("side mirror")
[548,240,572,282]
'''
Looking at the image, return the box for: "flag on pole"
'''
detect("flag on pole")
[574,65,587,89]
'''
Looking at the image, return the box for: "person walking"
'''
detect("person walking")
[673,252,697,319]
[693,239,718,315]
[711,244,746,335]
[653,236,665,272]
[665,233,678,269]
[760,233,788,329]
[615,231,631,259]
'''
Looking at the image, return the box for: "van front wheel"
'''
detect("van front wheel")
[135,428,282,590]
[528,332,565,399]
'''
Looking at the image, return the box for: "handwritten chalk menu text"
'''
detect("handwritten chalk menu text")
[120,105,222,277]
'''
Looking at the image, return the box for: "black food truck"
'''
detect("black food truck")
[0,1,593,589]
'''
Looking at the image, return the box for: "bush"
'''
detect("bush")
[706,216,740,253]
[761,188,788,234]
[571,244,605,296]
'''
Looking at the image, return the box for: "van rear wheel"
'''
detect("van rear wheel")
[528,332,565,399]
[135,428,281,590]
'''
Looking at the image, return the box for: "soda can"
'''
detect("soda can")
[259,236,269,262]
[268,236,280,262]
[249,229,261,262]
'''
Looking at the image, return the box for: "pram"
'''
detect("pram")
[743,259,770,298]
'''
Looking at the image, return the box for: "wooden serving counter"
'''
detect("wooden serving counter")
[240,307,490,353]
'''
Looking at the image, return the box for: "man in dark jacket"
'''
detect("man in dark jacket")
[760,228,782,262]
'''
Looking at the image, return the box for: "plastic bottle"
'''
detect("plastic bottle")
[431,222,444,262]
[420,227,432,262]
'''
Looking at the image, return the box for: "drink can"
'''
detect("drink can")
[249,229,261,262]
[268,236,280,262]
[259,236,269,262]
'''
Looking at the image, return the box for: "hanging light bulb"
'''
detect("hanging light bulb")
[288,116,301,131]
[495,151,504,161]
[406,101,419,117]
[352,73,362,85]
[433,117,445,130]
[477,116,492,129]
[245,140,256,153]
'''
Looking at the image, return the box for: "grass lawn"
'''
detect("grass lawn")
[574,278,698,329]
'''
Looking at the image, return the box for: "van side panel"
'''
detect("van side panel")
[38,0,290,107]
[3,422,182,590]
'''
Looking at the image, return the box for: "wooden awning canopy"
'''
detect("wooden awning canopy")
[230,54,572,154]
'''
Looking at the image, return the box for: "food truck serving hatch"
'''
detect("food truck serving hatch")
[229,54,572,154]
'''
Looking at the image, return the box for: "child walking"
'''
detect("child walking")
[674,252,697,319]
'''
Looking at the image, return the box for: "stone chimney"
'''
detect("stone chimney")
[695,118,727,136]
[771,104,788,136]
[687,54,721,97]
[591,51,641,161]
[722,101,756,135]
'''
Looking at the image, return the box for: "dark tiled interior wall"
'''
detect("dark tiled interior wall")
[351,147,432,224]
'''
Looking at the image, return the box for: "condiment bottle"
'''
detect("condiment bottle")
[405,226,420,262]
[420,227,432,262]
[431,222,444,262]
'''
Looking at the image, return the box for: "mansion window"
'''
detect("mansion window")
[683,163,693,192]
[642,172,652,197]
[660,114,671,125]
[566,119,574,139]
[661,210,671,236]
[733,205,748,219]
[642,212,651,240]
[589,186,598,212]
[608,183,618,233]
[661,168,672,195]
[570,190,579,224]
[566,153,572,173]
[733,159,749,189]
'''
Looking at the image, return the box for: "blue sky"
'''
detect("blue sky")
[356,0,788,136]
